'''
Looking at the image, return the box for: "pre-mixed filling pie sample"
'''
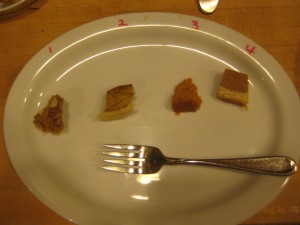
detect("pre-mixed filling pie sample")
[217,69,249,106]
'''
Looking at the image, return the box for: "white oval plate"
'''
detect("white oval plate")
[4,12,300,225]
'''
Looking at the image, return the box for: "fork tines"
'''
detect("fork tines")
[104,144,142,150]
[101,144,144,173]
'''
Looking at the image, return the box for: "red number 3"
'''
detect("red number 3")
[192,20,199,30]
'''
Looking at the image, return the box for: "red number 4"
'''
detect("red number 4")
[245,44,256,55]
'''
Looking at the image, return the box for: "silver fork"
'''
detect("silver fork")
[101,144,297,176]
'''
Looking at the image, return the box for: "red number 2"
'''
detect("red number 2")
[118,19,128,26]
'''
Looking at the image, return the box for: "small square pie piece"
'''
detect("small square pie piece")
[217,69,249,106]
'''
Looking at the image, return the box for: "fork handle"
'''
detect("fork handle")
[165,156,297,176]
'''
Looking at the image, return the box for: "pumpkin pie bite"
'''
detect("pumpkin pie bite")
[33,95,64,134]
[217,69,249,106]
[172,78,202,114]
[100,84,135,121]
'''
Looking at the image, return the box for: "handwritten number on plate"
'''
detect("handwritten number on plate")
[192,20,199,30]
[245,44,256,55]
[118,19,128,26]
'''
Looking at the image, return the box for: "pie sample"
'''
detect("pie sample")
[33,95,64,134]
[100,84,135,121]
[217,69,249,106]
[172,78,202,114]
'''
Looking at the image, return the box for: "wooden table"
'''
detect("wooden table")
[1,0,299,224]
